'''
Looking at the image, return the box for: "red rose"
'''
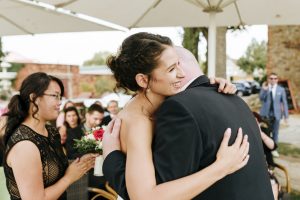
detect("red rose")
[93,128,104,140]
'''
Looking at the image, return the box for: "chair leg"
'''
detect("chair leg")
[105,181,118,198]
[88,187,117,200]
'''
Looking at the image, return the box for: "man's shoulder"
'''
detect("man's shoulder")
[103,115,111,120]
[277,85,285,91]
[165,85,228,103]
[161,85,245,113]
[159,86,217,111]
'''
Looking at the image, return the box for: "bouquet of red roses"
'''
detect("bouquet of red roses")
[74,126,106,176]
[74,126,105,154]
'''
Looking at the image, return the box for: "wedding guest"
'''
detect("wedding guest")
[56,100,75,128]
[64,106,83,160]
[82,103,105,133]
[101,100,119,126]
[58,125,67,155]
[253,112,279,200]
[63,106,89,200]
[2,72,97,200]
[80,104,106,194]
[259,72,288,157]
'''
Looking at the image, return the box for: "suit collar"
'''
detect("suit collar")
[186,75,210,89]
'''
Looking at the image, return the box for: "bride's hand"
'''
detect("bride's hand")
[102,118,122,159]
[215,128,249,176]
[209,77,237,94]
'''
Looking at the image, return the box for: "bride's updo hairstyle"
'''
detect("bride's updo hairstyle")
[107,32,172,93]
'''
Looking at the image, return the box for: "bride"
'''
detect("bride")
[104,32,249,200]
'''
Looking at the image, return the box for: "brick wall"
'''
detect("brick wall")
[14,63,113,98]
[267,26,300,110]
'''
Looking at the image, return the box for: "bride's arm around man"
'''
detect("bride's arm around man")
[102,33,273,200]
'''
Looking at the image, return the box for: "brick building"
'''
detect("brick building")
[14,63,114,98]
[267,26,300,110]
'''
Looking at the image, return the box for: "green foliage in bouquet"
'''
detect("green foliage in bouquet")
[73,127,104,154]
[73,138,102,154]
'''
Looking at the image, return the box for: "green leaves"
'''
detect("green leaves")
[73,138,102,154]
[237,39,267,74]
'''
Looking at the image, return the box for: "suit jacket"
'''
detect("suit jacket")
[103,76,274,200]
[101,115,112,126]
[259,85,288,120]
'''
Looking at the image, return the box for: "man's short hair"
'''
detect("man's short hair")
[269,72,278,77]
[107,100,118,107]
[87,103,104,114]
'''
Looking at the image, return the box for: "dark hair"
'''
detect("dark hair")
[87,104,104,114]
[3,72,64,145]
[107,32,173,92]
[63,106,81,129]
[252,111,263,123]
[63,100,75,110]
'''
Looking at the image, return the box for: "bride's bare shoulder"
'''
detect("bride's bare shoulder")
[120,111,150,127]
[118,109,152,134]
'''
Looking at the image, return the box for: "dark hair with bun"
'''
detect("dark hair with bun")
[3,72,64,145]
[107,32,173,93]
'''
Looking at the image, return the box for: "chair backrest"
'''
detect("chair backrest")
[88,186,117,200]
[274,163,291,193]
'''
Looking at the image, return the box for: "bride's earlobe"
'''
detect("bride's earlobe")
[135,73,149,89]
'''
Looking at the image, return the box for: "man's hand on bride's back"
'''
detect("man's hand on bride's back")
[215,128,250,176]
[102,118,122,160]
[209,77,237,94]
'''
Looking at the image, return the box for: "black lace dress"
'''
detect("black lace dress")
[3,124,68,200]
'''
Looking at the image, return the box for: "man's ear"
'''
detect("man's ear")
[135,73,149,89]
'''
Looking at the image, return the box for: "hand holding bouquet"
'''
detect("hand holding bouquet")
[74,126,106,176]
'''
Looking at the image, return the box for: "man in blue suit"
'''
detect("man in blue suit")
[259,72,289,146]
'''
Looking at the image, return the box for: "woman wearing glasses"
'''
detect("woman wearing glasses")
[2,72,97,200]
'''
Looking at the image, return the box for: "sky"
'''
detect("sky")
[2,25,268,65]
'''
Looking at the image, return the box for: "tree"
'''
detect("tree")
[182,27,208,73]
[94,76,116,96]
[83,51,111,66]
[182,27,203,61]
[0,37,5,61]
[237,39,267,74]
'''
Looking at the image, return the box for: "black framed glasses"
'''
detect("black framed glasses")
[43,93,62,101]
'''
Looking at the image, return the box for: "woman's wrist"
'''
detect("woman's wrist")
[61,175,72,187]
[212,160,228,179]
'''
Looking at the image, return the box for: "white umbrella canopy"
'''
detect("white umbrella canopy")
[39,0,300,76]
[0,0,126,36]
[38,0,300,27]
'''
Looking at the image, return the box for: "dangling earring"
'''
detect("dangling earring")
[146,88,151,93]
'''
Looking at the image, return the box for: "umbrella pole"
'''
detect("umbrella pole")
[208,12,216,77]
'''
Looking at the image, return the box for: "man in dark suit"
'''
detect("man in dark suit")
[102,47,274,200]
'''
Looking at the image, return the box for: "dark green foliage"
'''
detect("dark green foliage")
[83,51,111,66]
[237,39,267,74]
[73,138,102,154]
